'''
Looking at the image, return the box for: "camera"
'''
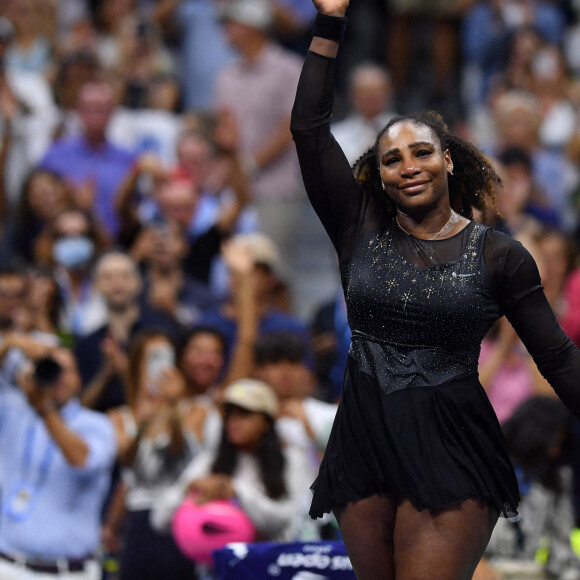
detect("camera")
[33,357,63,388]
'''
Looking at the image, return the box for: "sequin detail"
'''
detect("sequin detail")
[346,222,501,394]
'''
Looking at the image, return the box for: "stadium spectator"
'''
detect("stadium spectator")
[33,208,111,340]
[106,329,204,579]
[75,250,180,413]
[40,80,137,237]
[198,232,313,368]
[0,15,56,205]
[11,169,77,264]
[461,1,566,108]
[215,0,305,281]
[151,378,309,543]
[478,397,580,579]
[138,220,218,328]
[0,346,117,580]
[490,90,578,229]
[331,61,395,166]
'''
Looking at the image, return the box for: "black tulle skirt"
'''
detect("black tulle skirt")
[309,355,520,519]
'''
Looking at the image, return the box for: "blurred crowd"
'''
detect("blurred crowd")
[1,0,580,578]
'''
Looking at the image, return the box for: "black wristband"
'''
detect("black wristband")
[312,13,347,43]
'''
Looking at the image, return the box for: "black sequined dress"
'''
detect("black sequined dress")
[290,51,580,519]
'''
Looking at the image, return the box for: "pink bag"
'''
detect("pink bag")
[172,494,257,566]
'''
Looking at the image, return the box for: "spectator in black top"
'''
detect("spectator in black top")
[138,218,218,328]
[75,250,180,413]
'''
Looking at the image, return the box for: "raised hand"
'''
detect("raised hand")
[129,228,157,263]
[134,392,162,426]
[101,336,129,377]
[18,364,56,417]
[221,238,255,278]
[137,153,167,181]
[0,82,19,121]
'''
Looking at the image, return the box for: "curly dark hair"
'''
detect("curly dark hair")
[502,396,573,492]
[352,111,502,220]
[211,409,287,500]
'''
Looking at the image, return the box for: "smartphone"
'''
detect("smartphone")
[146,343,175,394]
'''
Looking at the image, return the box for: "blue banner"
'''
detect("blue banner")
[213,541,355,579]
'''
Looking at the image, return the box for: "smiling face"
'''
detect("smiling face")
[180,332,225,393]
[378,121,452,217]
[95,252,141,311]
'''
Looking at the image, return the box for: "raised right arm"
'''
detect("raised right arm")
[290,1,366,254]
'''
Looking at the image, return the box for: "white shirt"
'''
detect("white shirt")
[151,445,308,542]
[331,112,395,166]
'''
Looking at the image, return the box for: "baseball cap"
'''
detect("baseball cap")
[222,378,279,419]
[218,0,273,31]
[230,232,281,274]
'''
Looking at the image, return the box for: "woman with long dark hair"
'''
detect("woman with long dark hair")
[289,0,580,577]
[107,329,206,580]
[152,379,307,544]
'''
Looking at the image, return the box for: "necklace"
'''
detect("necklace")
[396,209,460,240]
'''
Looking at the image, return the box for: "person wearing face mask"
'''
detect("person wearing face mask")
[33,209,111,341]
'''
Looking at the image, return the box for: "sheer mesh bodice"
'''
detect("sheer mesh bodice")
[348,221,502,393]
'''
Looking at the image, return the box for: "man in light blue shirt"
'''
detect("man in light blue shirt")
[0,346,117,579]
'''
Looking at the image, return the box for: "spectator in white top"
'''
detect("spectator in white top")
[331,61,395,166]
[151,378,308,543]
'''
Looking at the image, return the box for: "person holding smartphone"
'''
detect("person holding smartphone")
[105,329,211,580]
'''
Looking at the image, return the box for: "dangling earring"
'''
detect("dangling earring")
[445,149,454,176]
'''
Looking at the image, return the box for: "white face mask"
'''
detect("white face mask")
[52,236,95,269]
